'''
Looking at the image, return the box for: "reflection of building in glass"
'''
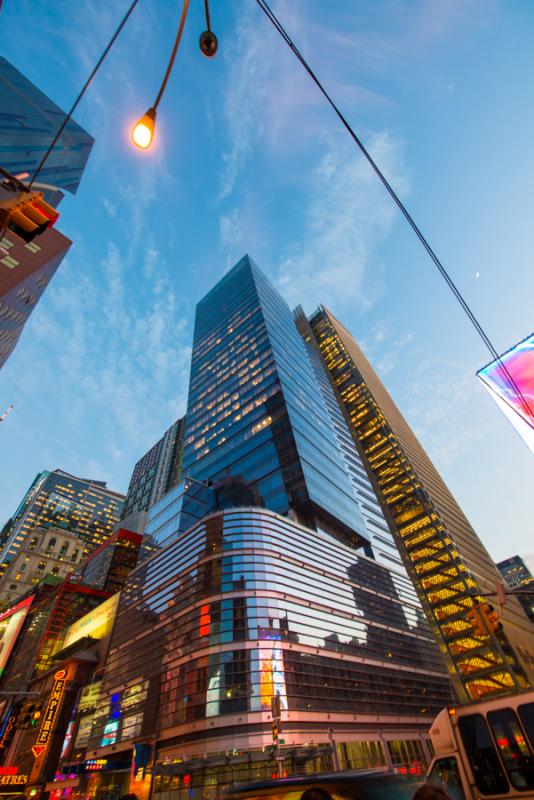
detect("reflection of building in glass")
[497,556,534,624]
[88,509,450,792]
[122,418,185,519]
[0,56,94,198]
[85,258,452,794]
[308,306,534,701]
[0,57,93,369]
[0,469,124,579]
[78,528,142,594]
[0,526,83,609]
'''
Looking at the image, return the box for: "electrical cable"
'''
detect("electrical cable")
[253,0,534,427]
[204,0,212,32]
[154,0,190,110]
[29,0,141,189]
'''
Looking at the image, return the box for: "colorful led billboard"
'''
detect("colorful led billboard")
[477,332,534,453]
[0,596,33,677]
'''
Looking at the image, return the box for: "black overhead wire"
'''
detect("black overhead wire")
[29,0,141,189]
[253,0,534,428]
[204,0,212,31]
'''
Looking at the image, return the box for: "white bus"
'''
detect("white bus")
[426,689,534,799]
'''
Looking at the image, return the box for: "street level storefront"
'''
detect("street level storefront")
[46,752,134,800]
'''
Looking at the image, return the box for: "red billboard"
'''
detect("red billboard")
[0,596,33,677]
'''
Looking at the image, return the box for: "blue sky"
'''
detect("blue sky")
[1,0,533,569]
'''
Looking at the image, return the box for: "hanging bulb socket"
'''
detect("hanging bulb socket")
[199,30,218,57]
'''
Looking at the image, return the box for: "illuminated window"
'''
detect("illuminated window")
[0,255,19,269]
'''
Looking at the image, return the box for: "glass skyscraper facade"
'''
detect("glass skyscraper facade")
[308,305,534,702]
[182,255,368,547]
[0,469,124,579]
[497,556,534,624]
[0,56,93,196]
[81,257,452,796]
[87,509,449,795]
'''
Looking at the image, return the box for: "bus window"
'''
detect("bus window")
[488,708,534,789]
[427,756,465,800]
[458,714,509,795]
[519,703,534,751]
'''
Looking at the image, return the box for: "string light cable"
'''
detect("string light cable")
[253,0,534,426]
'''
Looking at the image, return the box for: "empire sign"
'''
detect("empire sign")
[32,670,67,758]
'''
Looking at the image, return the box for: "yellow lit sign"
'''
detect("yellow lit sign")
[61,594,119,651]
[32,669,67,758]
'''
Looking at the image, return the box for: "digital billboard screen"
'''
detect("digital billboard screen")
[0,596,33,677]
[477,332,534,453]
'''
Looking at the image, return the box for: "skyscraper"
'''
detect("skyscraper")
[181,255,369,547]
[0,57,93,368]
[0,226,71,368]
[308,305,534,701]
[497,555,534,624]
[0,57,94,198]
[0,469,124,579]
[122,418,184,519]
[84,257,452,796]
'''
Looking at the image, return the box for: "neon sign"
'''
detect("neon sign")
[86,759,107,771]
[0,767,28,787]
[32,669,67,758]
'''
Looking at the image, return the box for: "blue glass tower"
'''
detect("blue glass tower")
[0,57,93,198]
[182,255,368,547]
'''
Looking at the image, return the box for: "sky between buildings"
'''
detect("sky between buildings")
[0,0,533,571]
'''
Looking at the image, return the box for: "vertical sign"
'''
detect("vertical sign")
[32,669,67,758]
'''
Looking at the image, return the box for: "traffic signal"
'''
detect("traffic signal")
[480,603,502,634]
[466,606,486,637]
[0,191,59,243]
[271,720,279,741]
[19,701,42,727]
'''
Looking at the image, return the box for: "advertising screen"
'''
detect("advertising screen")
[0,596,33,677]
[477,332,534,453]
[61,593,120,651]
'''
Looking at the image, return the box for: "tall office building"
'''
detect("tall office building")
[0,57,93,368]
[308,306,534,701]
[0,227,71,368]
[0,469,124,579]
[83,257,451,796]
[122,418,184,519]
[0,57,94,198]
[497,556,534,624]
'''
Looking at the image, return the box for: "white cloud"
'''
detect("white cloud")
[274,131,409,312]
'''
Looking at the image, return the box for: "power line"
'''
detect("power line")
[253,0,534,427]
[29,0,141,189]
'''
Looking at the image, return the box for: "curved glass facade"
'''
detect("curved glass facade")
[88,508,451,756]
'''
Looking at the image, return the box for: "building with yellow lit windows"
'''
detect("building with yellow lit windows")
[0,526,82,609]
[0,469,124,581]
[308,306,534,702]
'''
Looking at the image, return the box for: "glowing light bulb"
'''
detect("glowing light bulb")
[132,108,156,150]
